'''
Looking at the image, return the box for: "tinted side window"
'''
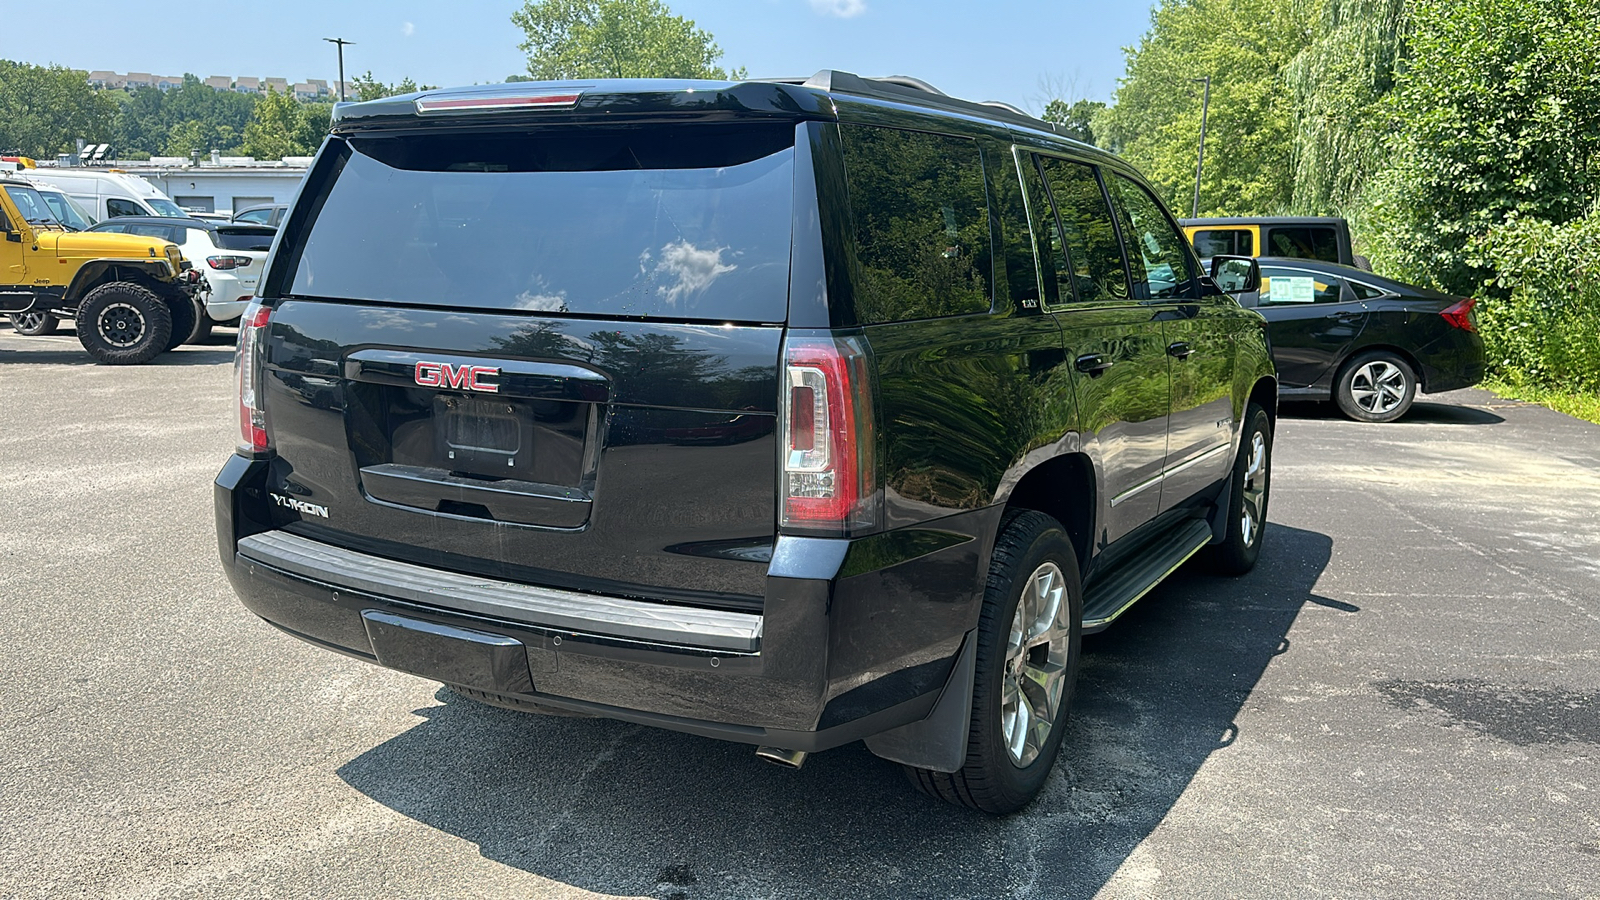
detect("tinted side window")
[236,209,270,224]
[840,126,991,324]
[1265,226,1339,263]
[1348,281,1387,301]
[106,199,143,218]
[1035,156,1129,303]
[1260,266,1346,304]
[1107,175,1197,300]
[1193,228,1252,257]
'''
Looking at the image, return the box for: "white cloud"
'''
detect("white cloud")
[402,21,416,37]
[809,0,866,17]
[653,241,736,304]
[514,290,568,312]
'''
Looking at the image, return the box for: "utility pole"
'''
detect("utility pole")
[324,37,354,101]
[1192,75,1211,218]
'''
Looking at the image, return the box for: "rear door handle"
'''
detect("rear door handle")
[1075,353,1114,376]
[1166,341,1194,360]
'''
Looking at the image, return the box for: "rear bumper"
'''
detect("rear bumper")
[215,455,991,751]
[1419,339,1486,394]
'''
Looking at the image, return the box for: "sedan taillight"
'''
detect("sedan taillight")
[1441,298,1477,332]
[236,300,272,454]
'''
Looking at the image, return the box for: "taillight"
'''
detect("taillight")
[236,300,271,454]
[207,255,253,270]
[779,332,878,536]
[1441,297,1477,332]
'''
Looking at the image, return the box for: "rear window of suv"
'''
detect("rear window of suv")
[285,124,797,323]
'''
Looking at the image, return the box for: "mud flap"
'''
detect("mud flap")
[1206,469,1234,545]
[862,630,976,773]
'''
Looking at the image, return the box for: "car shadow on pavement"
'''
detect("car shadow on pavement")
[1280,399,1505,426]
[337,524,1335,899]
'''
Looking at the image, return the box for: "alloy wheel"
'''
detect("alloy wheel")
[1001,561,1072,767]
[1349,361,1408,415]
[98,302,146,347]
[1240,430,1267,548]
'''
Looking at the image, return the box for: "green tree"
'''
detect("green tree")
[1285,0,1409,217]
[240,87,306,160]
[0,61,117,158]
[1097,0,1311,216]
[1364,0,1600,293]
[349,71,438,102]
[1041,98,1105,145]
[511,0,742,80]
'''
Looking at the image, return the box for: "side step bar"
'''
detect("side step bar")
[1080,519,1213,634]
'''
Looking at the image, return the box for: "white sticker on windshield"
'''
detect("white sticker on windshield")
[1268,276,1317,303]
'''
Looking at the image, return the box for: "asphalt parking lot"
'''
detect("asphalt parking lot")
[2,330,1597,900]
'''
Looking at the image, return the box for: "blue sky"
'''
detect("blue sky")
[5,1,1153,113]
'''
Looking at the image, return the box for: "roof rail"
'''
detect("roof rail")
[787,70,1061,136]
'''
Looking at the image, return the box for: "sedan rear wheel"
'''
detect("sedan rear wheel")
[1336,351,1416,423]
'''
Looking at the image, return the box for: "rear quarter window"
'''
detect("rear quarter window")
[1265,226,1340,263]
[215,229,274,252]
[839,125,992,324]
[1192,228,1252,257]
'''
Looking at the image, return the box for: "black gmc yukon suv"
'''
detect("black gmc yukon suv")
[217,72,1277,814]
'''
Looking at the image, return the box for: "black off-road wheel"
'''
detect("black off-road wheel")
[10,310,59,336]
[1204,403,1272,575]
[904,509,1082,815]
[74,281,173,365]
[1335,351,1416,423]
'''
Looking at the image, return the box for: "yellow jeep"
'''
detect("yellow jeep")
[0,176,202,364]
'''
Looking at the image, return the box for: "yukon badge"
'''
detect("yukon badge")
[270,492,330,518]
[415,361,501,393]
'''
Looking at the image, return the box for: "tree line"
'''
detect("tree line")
[0,62,437,161]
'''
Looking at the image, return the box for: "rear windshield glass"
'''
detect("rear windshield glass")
[287,125,796,322]
[215,228,274,251]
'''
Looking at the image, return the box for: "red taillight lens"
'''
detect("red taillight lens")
[236,300,271,454]
[1441,297,1477,332]
[207,255,252,270]
[780,333,877,535]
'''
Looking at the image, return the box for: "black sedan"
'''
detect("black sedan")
[1228,258,1485,422]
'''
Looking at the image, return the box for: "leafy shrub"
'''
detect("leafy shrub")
[1477,206,1600,393]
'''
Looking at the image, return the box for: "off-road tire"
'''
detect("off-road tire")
[904,509,1082,815]
[446,685,594,718]
[188,312,214,343]
[74,281,173,365]
[164,294,199,351]
[10,311,59,336]
[1204,403,1272,575]
[1335,350,1416,423]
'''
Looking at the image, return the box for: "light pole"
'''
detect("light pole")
[324,37,354,101]
[1192,75,1211,218]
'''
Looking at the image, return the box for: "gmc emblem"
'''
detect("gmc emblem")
[414,361,501,393]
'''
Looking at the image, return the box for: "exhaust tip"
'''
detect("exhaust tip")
[755,745,808,769]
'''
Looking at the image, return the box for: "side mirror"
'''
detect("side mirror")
[1209,255,1260,294]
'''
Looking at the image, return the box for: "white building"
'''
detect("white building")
[127,164,308,216]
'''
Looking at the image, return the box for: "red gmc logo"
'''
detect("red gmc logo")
[414,361,501,393]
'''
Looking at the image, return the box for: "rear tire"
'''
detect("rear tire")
[1204,403,1272,575]
[74,282,172,365]
[10,310,58,336]
[904,509,1082,815]
[1335,351,1416,423]
[164,294,199,350]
